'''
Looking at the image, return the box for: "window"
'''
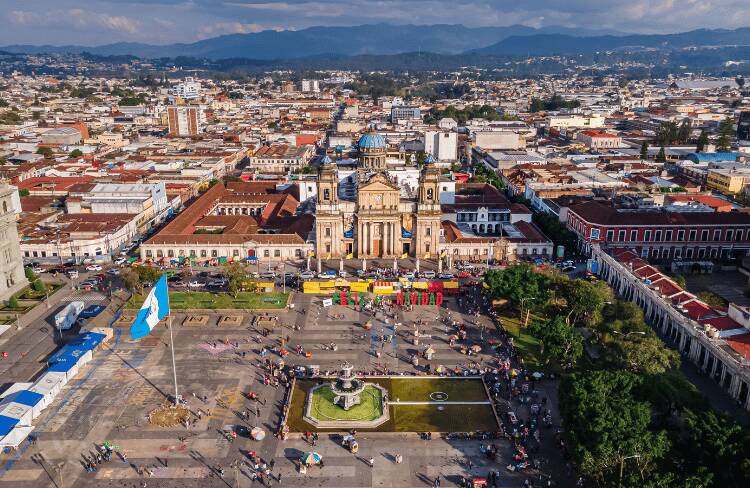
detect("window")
[427,188,434,200]
[606,230,614,241]
[688,230,696,241]
[726,230,734,241]
[274,249,281,257]
[590,228,600,240]
[665,230,673,241]
[233,249,239,257]
[678,230,685,241]
[618,230,626,241]
[167,249,174,258]
[264,250,270,257]
[700,230,709,241]
[211,250,218,257]
[644,230,652,242]
[24,251,29,257]
[641,248,649,257]
[630,230,638,241]
[325,228,331,237]
[201,250,207,257]
[655,230,662,242]
[190,250,196,257]
[295,249,302,258]
[323,188,330,201]
[157,250,163,258]
[713,230,721,241]
[426,244,431,253]
[737,230,744,241]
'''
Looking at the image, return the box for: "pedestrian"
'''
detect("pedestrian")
[257,406,261,417]
[395,454,402,464]
[369,457,374,467]
[278,472,282,483]
[270,459,275,470]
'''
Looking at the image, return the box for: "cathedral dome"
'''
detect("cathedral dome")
[358,133,386,150]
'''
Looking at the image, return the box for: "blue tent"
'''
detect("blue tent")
[0,415,19,437]
[2,391,44,409]
[48,361,78,374]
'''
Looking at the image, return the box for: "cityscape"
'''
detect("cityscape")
[2,2,750,487]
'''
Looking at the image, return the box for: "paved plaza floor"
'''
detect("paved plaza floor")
[0,291,571,487]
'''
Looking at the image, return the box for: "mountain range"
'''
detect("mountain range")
[0,23,623,60]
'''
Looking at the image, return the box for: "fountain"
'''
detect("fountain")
[331,362,366,410]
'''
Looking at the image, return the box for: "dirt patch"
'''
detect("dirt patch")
[148,404,191,427]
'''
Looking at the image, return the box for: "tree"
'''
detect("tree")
[69,149,83,157]
[32,279,47,293]
[640,141,649,160]
[36,147,54,159]
[24,266,36,281]
[222,262,250,297]
[716,116,734,152]
[134,266,162,285]
[655,147,666,164]
[484,264,549,309]
[560,371,670,486]
[610,335,680,375]
[121,269,143,294]
[677,118,692,143]
[696,130,709,152]
[559,278,613,326]
[528,316,584,367]
[7,295,19,309]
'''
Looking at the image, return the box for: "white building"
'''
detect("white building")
[474,131,525,151]
[172,77,201,100]
[301,80,321,93]
[0,184,27,301]
[424,131,458,163]
[545,114,606,130]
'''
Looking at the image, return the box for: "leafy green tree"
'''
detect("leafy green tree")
[121,269,143,294]
[655,147,666,163]
[560,370,670,486]
[716,116,734,152]
[640,141,649,159]
[134,266,162,285]
[696,130,709,152]
[484,264,549,309]
[7,295,19,309]
[32,279,47,293]
[677,118,692,143]
[24,266,36,281]
[36,147,54,159]
[222,262,250,297]
[528,316,583,367]
[69,149,83,157]
[559,278,613,326]
[610,335,680,375]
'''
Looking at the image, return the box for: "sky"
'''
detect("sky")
[2,0,750,46]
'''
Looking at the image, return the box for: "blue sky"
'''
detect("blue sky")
[2,0,750,45]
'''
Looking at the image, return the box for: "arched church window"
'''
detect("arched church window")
[323,188,330,201]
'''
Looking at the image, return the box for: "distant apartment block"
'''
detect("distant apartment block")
[167,105,204,137]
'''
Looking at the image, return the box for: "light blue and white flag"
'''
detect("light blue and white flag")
[130,274,170,340]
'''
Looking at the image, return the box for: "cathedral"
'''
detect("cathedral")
[315,132,442,259]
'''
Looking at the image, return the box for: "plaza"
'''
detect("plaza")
[0,282,567,488]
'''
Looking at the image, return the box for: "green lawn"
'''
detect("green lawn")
[499,310,546,371]
[126,291,289,310]
[309,385,383,422]
[288,378,498,432]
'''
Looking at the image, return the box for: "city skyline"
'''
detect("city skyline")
[4,0,750,45]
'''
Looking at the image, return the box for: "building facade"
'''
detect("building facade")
[167,106,204,137]
[0,184,27,301]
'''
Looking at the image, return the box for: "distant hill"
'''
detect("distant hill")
[474,28,750,56]
[0,23,624,60]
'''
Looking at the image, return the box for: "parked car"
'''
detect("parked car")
[188,280,204,288]
[259,272,277,280]
[107,268,120,276]
[31,265,45,274]
[401,271,415,280]
[355,269,366,277]
[299,271,316,280]
[438,272,455,280]
[86,264,103,272]
[338,271,349,278]
[420,270,436,279]
[171,280,187,288]
[562,266,576,273]
[114,257,127,265]
[67,270,79,279]
[208,279,227,287]
[317,271,336,279]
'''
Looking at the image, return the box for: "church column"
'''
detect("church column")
[357,221,362,256]
[366,223,371,256]
[386,222,392,256]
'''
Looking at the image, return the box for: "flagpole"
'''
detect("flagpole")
[167,288,179,406]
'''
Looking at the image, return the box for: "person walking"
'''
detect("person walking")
[368,457,374,468]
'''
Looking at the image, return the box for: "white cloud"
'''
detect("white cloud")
[197,21,266,39]
[8,8,140,35]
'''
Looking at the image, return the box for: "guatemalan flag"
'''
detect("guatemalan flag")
[130,274,170,340]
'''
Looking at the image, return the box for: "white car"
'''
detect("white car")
[299,271,316,280]
[402,272,415,280]
[188,280,204,288]
[114,257,127,265]
[420,271,436,279]
[259,272,277,280]
[85,264,103,272]
[31,266,45,274]
[107,268,120,276]
[438,272,454,280]
[338,271,349,278]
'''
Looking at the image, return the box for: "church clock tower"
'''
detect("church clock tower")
[415,155,442,258]
[315,156,344,258]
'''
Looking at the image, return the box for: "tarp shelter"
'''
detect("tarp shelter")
[0,402,33,426]
[80,327,114,343]
[0,383,32,399]
[0,425,34,449]
[47,360,79,381]
[30,371,68,403]
[1,391,45,419]
[0,415,19,437]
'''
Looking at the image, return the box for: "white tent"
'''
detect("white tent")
[29,371,67,405]
[0,402,33,427]
[1,391,46,419]
[0,425,34,449]
[68,349,93,367]
[0,383,32,400]
[48,360,79,381]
